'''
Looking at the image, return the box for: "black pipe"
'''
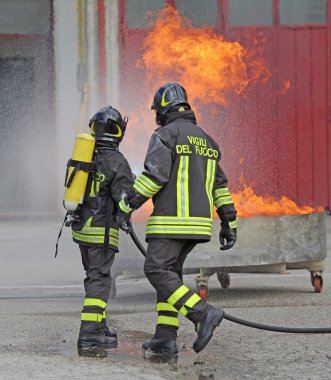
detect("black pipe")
[129,227,146,257]
[223,313,331,333]
[129,224,331,334]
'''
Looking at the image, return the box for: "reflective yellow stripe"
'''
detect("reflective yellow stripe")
[139,174,162,192]
[89,180,95,197]
[146,226,212,235]
[167,285,190,306]
[102,310,106,319]
[215,187,230,197]
[72,217,119,245]
[83,298,107,309]
[184,156,189,217]
[96,180,100,194]
[156,302,178,313]
[147,217,212,235]
[81,313,103,322]
[185,293,201,308]
[177,156,189,217]
[77,218,119,236]
[148,216,212,226]
[229,219,238,229]
[134,174,161,198]
[133,182,153,198]
[89,180,101,198]
[72,231,119,246]
[205,159,216,218]
[136,179,155,196]
[214,196,234,208]
[119,198,132,213]
[157,316,179,327]
[179,306,188,316]
[177,156,183,216]
[77,228,119,236]
[178,294,201,316]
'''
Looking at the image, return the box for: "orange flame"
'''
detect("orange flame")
[232,182,323,218]
[133,180,323,222]
[142,5,269,107]
[129,6,322,222]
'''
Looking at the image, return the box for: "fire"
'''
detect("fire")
[142,5,269,107]
[129,6,322,223]
[231,182,323,218]
[132,181,323,223]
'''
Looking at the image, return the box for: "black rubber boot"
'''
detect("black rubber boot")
[77,322,118,349]
[192,306,224,353]
[142,338,178,355]
[100,319,117,338]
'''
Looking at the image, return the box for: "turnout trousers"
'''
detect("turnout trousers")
[79,245,116,325]
[144,238,209,339]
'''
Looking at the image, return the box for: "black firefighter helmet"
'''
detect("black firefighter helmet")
[151,82,190,115]
[89,106,128,143]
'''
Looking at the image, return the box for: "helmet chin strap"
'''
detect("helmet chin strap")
[95,138,119,148]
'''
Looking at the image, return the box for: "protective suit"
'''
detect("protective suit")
[120,83,237,355]
[70,106,134,350]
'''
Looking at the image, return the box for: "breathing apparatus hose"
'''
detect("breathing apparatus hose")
[129,224,331,334]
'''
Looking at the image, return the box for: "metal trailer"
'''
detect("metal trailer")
[113,212,327,300]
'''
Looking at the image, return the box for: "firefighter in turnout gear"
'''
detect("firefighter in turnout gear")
[119,83,237,355]
[71,106,134,350]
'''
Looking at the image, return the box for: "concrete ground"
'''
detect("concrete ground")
[0,216,330,380]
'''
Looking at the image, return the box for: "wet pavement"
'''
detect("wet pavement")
[0,217,331,379]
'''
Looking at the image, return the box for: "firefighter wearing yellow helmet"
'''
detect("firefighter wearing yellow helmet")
[67,106,134,351]
[118,83,237,355]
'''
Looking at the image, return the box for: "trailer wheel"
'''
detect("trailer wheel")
[310,272,323,293]
[217,272,230,289]
[197,284,208,301]
[312,276,322,293]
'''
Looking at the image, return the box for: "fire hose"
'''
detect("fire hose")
[128,225,331,334]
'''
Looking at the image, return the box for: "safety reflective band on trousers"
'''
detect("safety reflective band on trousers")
[178,293,201,316]
[156,302,179,327]
[156,303,178,313]
[157,316,179,327]
[167,285,202,316]
[229,219,238,229]
[81,313,104,322]
[83,298,107,309]
[133,174,162,198]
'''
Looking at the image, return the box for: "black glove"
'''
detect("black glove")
[219,222,237,251]
[115,210,132,233]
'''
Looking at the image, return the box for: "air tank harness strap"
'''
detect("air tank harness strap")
[65,159,95,188]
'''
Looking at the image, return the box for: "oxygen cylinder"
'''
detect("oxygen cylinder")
[63,133,95,211]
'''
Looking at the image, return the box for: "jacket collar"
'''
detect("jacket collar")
[162,110,197,126]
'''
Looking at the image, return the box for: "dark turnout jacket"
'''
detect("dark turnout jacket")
[72,145,134,250]
[129,110,237,241]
